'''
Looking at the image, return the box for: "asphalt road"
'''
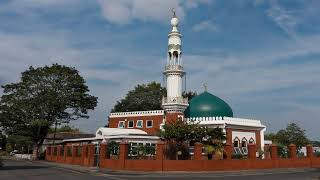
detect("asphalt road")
[1,159,320,180]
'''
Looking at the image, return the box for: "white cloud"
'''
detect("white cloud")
[97,0,209,25]
[192,20,218,32]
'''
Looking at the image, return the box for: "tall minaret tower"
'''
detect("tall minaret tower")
[162,9,188,120]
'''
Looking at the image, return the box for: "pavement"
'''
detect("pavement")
[0,159,320,180]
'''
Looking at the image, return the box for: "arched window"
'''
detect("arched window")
[173,51,178,58]
[233,137,240,147]
[249,138,255,144]
[241,137,247,148]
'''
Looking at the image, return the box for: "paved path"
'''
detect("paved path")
[1,159,320,180]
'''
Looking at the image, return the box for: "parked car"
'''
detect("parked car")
[9,150,18,156]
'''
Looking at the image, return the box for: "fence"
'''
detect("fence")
[45,142,320,171]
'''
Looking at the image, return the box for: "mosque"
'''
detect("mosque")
[106,10,266,155]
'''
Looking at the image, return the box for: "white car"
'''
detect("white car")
[9,150,18,156]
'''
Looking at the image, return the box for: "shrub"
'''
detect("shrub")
[164,141,189,160]
[314,151,320,157]
[232,154,243,159]
[277,145,288,158]
[39,151,46,160]
[106,141,119,157]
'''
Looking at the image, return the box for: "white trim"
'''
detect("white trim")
[186,116,265,128]
[118,121,125,128]
[146,120,153,128]
[136,120,143,128]
[127,120,134,128]
[110,110,164,118]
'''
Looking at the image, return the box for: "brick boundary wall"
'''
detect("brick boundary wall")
[45,143,320,171]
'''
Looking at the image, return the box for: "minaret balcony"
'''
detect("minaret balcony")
[165,65,183,71]
[162,97,188,105]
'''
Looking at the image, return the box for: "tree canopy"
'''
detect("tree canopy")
[265,123,309,150]
[48,125,81,134]
[112,82,166,112]
[0,64,98,157]
[112,81,197,112]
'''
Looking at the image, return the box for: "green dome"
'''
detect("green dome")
[184,91,233,118]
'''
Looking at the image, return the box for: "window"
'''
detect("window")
[118,121,125,128]
[146,120,153,128]
[128,120,134,128]
[136,120,143,128]
[241,137,247,148]
[249,138,255,144]
[233,137,240,148]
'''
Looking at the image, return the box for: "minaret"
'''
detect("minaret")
[162,9,188,120]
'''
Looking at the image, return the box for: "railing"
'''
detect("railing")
[162,97,188,104]
[185,117,265,127]
[165,65,183,71]
[110,110,164,117]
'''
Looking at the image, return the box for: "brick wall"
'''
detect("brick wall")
[46,143,320,172]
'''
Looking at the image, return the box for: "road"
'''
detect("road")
[0,159,320,180]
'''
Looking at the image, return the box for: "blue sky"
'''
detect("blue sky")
[0,0,319,140]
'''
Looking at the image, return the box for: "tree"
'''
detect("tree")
[280,123,309,150]
[48,125,81,133]
[6,135,33,154]
[0,64,98,159]
[112,82,197,112]
[183,91,197,102]
[265,123,309,150]
[160,120,205,143]
[112,81,166,112]
[160,120,226,160]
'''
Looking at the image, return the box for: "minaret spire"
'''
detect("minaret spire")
[162,9,188,114]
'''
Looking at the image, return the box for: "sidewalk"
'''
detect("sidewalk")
[36,160,320,176]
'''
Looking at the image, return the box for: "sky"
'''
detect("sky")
[0,0,319,140]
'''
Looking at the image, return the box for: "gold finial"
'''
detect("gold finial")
[203,83,208,92]
[171,8,176,17]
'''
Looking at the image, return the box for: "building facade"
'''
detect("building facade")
[108,11,266,155]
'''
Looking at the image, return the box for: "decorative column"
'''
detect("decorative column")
[100,143,107,160]
[248,144,257,159]
[288,144,297,159]
[119,142,128,169]
[156,141,165,160]
[264,144,270,159]
[88,144,95,167]
[194,142,203,160]
[270,144,278,160]
[306,144,314,158]
[255,130,261,150]
[224,143,232,160]
[225,128,232,147]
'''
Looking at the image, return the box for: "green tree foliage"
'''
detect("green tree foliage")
[160,120,206,143]
[264,123,309,150]
[182,91,197,102]
[6,135,33,154]
[112,82,166,112]
[160,120,226,159]
[48,125,81,133]
[111,82,198,112]
[0,64,98,157]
